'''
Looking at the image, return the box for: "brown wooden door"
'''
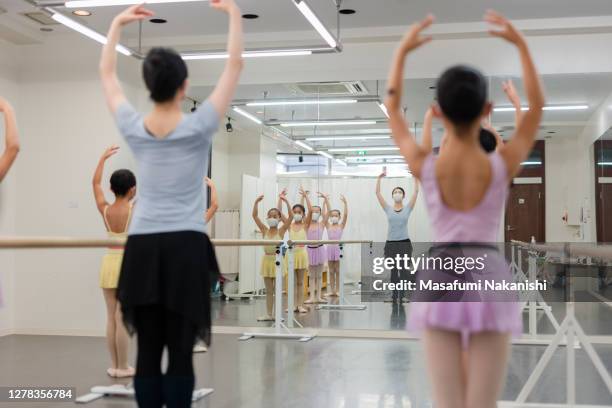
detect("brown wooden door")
[505,183,544,242]
[595,140,612,243]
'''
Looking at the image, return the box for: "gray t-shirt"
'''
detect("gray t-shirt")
[114,101,219,235]
[384,204,412,241]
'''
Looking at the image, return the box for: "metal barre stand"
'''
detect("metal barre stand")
[317,242,367,311]
[239,242,315,342]
[500,242,612,408]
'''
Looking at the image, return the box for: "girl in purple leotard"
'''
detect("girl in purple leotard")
[324,194,348,298]
[386,11,544,408]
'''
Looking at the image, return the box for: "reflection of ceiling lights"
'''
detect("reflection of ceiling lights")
[293,0,338,49]
[494,105,589,112]
[346,155,403,160]
[329,146,399,152]
[71,10,91,16]
[183,50,313,60]
[65,0,206,7]
[598,162,612,166]
[280,120,378,127]
[233,107,262,124]
[246,99,358,107]
[278,170,308,175]
[317,151,334,160]
[306,136,391,141]
[295,141,314,151]
[521,161,542,165]
[51,13,131,56]
[378,102,389,118]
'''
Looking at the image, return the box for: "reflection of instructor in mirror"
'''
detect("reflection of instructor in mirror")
[376,168,419,302]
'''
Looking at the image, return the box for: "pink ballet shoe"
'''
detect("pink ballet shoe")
[113,367,135,378]
[304,299,314,304]
[316,298,327,304]
[257,315,275,322]
[297,306,309,314]
[106,368,116,377]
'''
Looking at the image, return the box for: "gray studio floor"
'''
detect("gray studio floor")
[1,290,612,408]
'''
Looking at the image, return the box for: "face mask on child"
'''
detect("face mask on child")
[330,216,340,224]
[312,213,320,221]
[293,214,303,222]
[267,218,279,228]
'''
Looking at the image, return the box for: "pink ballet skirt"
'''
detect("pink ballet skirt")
[408,152,522,346]
[307,224,326,266]
[326,227,343,261]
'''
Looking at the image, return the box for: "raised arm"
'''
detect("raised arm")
[503,79,523,130]
[92,146,119,215]
[205,177,219,224]
[319,193,331,225]
[252,195,267,235]
[0,99,20,183]
[277,188,289,224]
[340,195,348,228]
[376,172,389,209]
[207,0,244,119]
[486,11,545,179]
[385,15,435,179]
[300,187,314,228]
[100,5,153,113]
[408,180,419,209]
[421,107,434,152]
[278,194,294,237]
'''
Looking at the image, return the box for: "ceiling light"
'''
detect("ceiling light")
[494,105,589,112]
[378,102,389,118]
[72,10,91,16]
[233,107,262,124]
[280,120,378,127]
[328,146,400,153]
[346,155,404,160]
[278,170,308,175]
[51,13,131,56]
[65,0,206,7]
[335,159,347,166]
[293,0,338,48]
[182,50,312,60]
[597,162,612,166]
[246,99,358,107]
[295,140,314,151]
[317,151,334,160]
[521,161,542,165]
[306,136,390,141]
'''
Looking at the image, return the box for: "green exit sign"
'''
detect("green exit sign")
[358,151,366,155]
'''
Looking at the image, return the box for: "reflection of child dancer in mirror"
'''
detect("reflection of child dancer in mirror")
[253,193,293,321]
[386,11,544,408]
[0,97,19,184]
[194,177,219,353]
[283,187,312,313]
[325,195,348,298]
[304,192,329,304]
[92,145,136,378]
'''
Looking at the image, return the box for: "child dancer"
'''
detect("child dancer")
[285,187,312,313]
[93,145,136,378]
[0,97,19,183]
[386,11,544,408]
[252,193,292,321]
[325,195,348,298]
[304,192,329,304]
[100,1,243,406]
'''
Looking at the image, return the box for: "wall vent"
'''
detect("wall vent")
[288,81,369,96]
[21,12,59,26]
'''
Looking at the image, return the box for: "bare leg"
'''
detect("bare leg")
[465,332,511,408]
[423,328,466,408]
[102,289,119,374]
[315,265,326,303]
[113,302,134,377]
[265,277,275,317]
[329,261,340,296]
[305,265,316,304]
[295,268,308,313]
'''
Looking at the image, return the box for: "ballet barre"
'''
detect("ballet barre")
[501,241,612,408]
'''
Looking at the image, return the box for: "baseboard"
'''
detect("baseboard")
[0,328,15,337]
[9,328,105,337]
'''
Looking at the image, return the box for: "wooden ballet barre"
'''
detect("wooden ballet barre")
[289,240,373,246]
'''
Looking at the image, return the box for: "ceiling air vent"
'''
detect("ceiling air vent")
[21,12,59,26]
[289,81,369,96]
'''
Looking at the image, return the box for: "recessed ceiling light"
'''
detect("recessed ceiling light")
[339,9,356,15]
[150,18,167,24]
[242,14,259,19]
[72,10,91,16]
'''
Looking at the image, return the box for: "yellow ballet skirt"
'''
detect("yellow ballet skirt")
[287,227,309,270]
[261,231,287,278]
[99,206,130,289]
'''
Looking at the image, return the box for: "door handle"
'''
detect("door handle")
[507,225,516,231]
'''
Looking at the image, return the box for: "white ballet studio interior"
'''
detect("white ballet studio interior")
[0,0,611,337]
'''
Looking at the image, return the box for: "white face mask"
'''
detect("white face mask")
[267,218,279,228]
[330,216,340,224]
[293,213,303,222]
[392,193,404,203]
[312,213,320,221]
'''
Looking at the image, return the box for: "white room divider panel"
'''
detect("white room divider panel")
[239,174,278,294]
